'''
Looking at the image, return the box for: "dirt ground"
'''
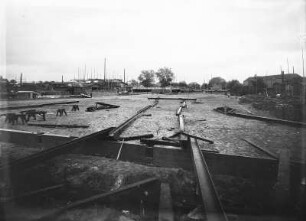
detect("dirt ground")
[1,93,305,162]
[1,92,305,220]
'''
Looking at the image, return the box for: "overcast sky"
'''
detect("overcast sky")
[1,0,306,83]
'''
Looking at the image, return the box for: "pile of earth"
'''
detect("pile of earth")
[239,95,305,122]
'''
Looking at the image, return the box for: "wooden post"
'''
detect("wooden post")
[158,183,174,221]
[274,149,290,211]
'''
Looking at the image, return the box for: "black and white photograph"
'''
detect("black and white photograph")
[0,0,306,220]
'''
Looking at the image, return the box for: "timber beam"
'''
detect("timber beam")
[148,97,196,101]
[0,127,115,173]
[214,108,306,128]
[118,134,154,141]
[140,138,181,147]
[109,101,158,140]
[189,137,228,221]
[36,177,160,221]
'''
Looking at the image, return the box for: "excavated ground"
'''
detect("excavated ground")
[1,93,304,161]
[0,93,305,220]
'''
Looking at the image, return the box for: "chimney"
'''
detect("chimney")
[62,75,64,84]
[20,73,23,85]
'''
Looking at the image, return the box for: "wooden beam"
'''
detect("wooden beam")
[0,100,79,111]
[241,138,278,159]
[36,177,160,221]
[176,106,182,116]
[27,123,89,128]
[109,102,157,139]
[178,114,185,132]
[189,138,228,221]
[140,139,181,147]
[181,132,214,144]
[148,97,196,101]
[0,127,114,173]
[274,149,291,211]
[0,184,64,203]
[118,134,154,141]
[158,183,174,221]
[215,108,306,128]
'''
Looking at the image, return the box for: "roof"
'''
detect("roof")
[16,91,39,94]
[244,73,302,82]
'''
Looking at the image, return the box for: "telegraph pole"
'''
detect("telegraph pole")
[124,69,126,83]
[104,58,106,82]
[287,58,290,73]
[302,48,305,104]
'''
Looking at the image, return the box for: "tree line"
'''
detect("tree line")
[130,68,271,96]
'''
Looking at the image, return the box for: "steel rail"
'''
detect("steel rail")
[189,137,228,221]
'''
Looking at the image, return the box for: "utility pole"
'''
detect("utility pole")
[78,67,80,81]
[287,58,290,73]
[20,72,23,85]
[124,69,125,83]
[302,48,305,104]
[84,64,86,80]
[104,58,106,82]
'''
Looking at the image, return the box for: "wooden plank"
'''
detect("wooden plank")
[158,183,174,221]
[148,97,196,101]
[0,127,114,173]
[182,132,214,144]
[241,138,278,159]
[0,184,64,203]
[0,100,79,111]
[176,106,182,116]
[36,177,160,221]
[275,149,291,210]
[109,102,157,139]
[178,114,185,132]
[27,123,89,128]
[118,134,154,141]
[189,138,228,221]
[141,139,181,147]
[215,108,306,128]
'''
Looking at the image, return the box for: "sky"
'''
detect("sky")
[1,0,306,83]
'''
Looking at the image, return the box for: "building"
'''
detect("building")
[15,91,39,99]
[243,72,303,96]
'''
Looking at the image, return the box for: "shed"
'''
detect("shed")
[16,91,39,99]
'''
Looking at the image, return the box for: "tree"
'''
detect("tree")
[178,81,187,88]
[208,77,226,89]
[201,83,208,90]
[188,82,200,90]
[9,79,17,85]
[138,70,155,87]
[155,67,174,87]
[226,80,243,95]
[251,77,266,94]
[170,82,179,87]
[129,79,139,87]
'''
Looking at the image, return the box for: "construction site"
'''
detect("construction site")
[0,92,305,221]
